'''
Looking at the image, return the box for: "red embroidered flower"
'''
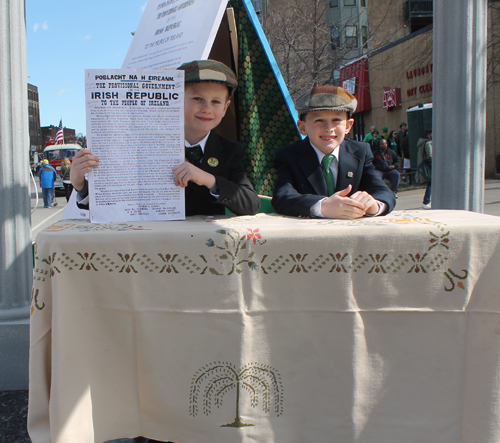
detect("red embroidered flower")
[247,228,262,245]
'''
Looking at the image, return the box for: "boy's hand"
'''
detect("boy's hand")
[70,149,99,191]
[320,185,367,219]
[350,190,379,215]
[174,161,216,189]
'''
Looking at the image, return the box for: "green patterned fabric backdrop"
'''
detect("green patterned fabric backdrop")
[229,0,301,196]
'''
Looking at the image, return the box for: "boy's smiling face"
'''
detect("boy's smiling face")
[184,82,230,145]
[297,110,354,155]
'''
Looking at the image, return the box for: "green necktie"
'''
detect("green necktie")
[185,144,203,165]
[321,155,335,196]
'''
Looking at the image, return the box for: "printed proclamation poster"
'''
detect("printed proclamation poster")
[85,68,185,223]
[122,0,228,70]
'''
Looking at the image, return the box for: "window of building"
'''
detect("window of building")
[252,0,262,13]
[362,26,368,47]
[330,0,339,7]
[344,0,356,6]
[345,26,358,48]
[360,0,366,6]
[331,26,341,49]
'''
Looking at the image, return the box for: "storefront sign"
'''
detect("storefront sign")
[383,87,401,110]
[342,77,356,95]
[339,56,371,113]
[406,64,433,79]
[407,83,433,97]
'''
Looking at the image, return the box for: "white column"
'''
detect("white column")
[432,0,488,212]
[0,0,31,389]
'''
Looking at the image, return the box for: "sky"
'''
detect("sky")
[26,1,148,135]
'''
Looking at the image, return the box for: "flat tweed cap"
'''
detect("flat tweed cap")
[178,60,238,96]
[295,85,357,117]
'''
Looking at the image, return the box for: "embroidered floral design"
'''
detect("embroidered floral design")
[368,254,387,274]
[77,252,98,271]
[117,253,138,274]
[289,253,308,273]
[41,253,61,277]
[329,253,349,273]
[158,253,179,274]
[30,288,45,315]
[206,228,265,275]
[429,231,450,250]
[444,268,468,292]
[247,228,262,245]
[408,253,428,273]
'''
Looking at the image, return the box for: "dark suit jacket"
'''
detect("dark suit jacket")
[272,137,396,217]
[185,131,260,216]
[77,131,260,216]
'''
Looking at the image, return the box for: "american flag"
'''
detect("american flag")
[55,119,64,145]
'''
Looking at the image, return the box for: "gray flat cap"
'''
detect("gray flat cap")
[178,60,238,96]
[296,85,357,117]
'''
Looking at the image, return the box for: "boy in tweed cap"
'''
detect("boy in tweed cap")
[70,60,260,216]
[272,85,395,219]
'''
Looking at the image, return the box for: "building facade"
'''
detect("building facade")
[338,0,499,178]
[28,83,42,154]
[40,125,77,147]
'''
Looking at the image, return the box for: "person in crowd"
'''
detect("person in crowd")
[363,125,377,143]
[368,129,380,153]
[388,130,400,156]
[395,121,407,150]
[372,137,400,198]
[60,157,73,202]
[381,126,389,140]
[38,159,57,208]
[271,85,395,219]
[70,60,260,216]
[416,129,433,209]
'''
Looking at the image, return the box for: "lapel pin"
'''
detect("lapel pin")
[347,171,354,178]
[207,157,219,167]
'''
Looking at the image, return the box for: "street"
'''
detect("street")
[30,175,68,241]
[30,178,500,242]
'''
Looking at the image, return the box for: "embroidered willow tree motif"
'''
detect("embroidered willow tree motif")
[189,361,283,428]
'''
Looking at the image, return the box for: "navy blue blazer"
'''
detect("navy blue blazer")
[272,137,396,217]
[184,131,260,216]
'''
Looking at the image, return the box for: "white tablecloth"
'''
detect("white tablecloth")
[28,210,500,443]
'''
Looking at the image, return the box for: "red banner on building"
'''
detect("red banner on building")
[339,56,371,113]
[382,87,402,110]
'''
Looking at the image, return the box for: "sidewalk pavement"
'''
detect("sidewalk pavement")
[394,179,500,216]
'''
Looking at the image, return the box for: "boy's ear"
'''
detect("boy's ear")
[345,118,354,134]
[223,99,231,114]
[297,119,308,136]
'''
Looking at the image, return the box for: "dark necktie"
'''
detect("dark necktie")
[185,144,203,165]
[321,155,335,196]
